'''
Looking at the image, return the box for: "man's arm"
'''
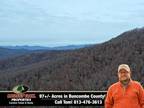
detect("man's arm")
[138,84,144,108]
[105,87,114,108]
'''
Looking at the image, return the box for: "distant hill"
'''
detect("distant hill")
[1,44,89,51]
[0,44,89,60]
[0,27,144,91]
[0,47,30,59]
[1,45,49,50]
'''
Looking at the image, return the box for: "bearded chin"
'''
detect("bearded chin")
[120,78,130,85]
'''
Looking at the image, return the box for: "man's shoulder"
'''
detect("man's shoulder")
[108,82,120,90]
[131,80,142,87]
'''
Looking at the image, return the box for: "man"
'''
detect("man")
[105,64,144,108]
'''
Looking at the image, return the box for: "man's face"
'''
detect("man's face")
[118,69,131,82]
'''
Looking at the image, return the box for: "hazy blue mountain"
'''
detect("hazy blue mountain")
[0,47,30,59]
[1,45,49,50]
[51,45,90,50]
[0,44,90,60]
[1,44,89,51]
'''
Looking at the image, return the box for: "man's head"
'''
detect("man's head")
[118,64,131,85]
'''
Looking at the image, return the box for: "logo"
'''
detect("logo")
[12,85,29,93]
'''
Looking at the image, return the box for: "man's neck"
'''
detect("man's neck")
[120,79,130,87]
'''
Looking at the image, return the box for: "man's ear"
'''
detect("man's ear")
[130,71,132,74]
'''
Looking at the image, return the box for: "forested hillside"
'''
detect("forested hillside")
[0,28,144,91]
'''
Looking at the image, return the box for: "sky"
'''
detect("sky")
[0,0,144,47]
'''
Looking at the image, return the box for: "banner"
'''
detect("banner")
[0,91,106,106]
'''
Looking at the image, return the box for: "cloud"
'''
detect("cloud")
[0,0,144,46]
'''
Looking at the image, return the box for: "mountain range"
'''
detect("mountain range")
[0,44,89,59]
[1,44,89,50]
[0,27,144,91]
